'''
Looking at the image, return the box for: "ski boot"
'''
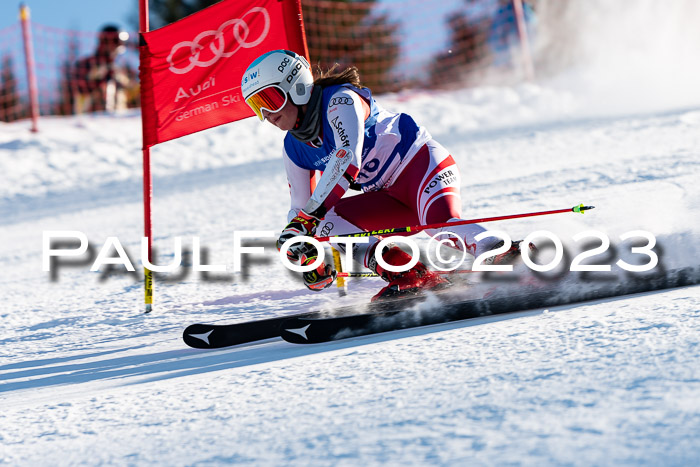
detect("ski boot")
[369,245,449,302]
[484,240,537,265]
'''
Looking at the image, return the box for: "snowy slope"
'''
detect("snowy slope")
[3,4,700,460]
[1,85,699,465]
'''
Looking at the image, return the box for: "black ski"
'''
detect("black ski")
[279,290,515,344]
[185,267,699,348]
[280,267,700,344]
[183,312,319,349]
[182,293,430,349]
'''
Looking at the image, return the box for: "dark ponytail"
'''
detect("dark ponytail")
[313,64,362,88]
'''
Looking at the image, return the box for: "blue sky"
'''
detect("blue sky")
[0,0,492,73]
[0,0,135,32]
[0,0,459,71]
[0,0,473,37]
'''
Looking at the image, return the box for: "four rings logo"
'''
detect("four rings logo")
[320,222,334,237]
[167,7,270,75]
[330,97,354,106]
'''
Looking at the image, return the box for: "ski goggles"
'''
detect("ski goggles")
[245,85,287,121]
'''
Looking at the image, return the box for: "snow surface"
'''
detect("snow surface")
[3,7,700,463]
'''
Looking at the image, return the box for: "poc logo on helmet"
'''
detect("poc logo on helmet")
[286,63,303,84]
[241,50,313,109]
[277,57,290,73]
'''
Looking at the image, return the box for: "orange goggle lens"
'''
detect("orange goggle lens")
[245,85,287,121]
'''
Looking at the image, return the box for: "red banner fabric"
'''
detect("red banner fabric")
[139,0,308,148]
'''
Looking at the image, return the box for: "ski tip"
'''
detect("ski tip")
[573,204,595,214]
[182,324,216,349]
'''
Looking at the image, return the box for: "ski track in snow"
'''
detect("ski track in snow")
[1,83,700,465]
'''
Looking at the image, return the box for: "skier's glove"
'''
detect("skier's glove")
[301,255,337,291]
[277,210,321,262]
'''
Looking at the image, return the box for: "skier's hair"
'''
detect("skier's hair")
[313,64,362,88]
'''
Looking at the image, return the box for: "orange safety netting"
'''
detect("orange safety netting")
[0,0,535,123]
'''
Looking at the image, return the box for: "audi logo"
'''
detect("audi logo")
[167,7,270,75]
[320,222,334,237]
[330,97,354,106]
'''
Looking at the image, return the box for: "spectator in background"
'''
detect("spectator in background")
[487,0,536,67]
[72,24,135,114]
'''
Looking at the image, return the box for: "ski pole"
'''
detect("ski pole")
[337,270,478,278]
[316,204,594,243]
[337,272,378,278]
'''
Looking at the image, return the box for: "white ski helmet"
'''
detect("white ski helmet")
[241,49,314,120]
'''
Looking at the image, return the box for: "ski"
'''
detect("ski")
[279,289,522,344]
[183,250,480,349]
[185,267,699,348]
[280,267,700,344]
[182,293,434,349]
[183,312,320,349]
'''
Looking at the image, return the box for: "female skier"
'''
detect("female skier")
[241,50,513,300]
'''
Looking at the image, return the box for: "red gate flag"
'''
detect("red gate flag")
[139,0,307,147]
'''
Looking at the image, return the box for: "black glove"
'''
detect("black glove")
[277,210,321,262]
[301,255,337,291]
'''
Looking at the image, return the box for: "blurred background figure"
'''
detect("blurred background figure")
[71,24,136,114]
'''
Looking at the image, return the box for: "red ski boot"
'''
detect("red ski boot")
[484,240,538,265]
[369,245,449,302]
